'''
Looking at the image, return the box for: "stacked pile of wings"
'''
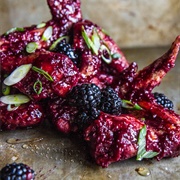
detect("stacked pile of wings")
[0,0,180,167]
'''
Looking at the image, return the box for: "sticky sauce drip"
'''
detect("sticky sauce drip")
[6,137,43,144]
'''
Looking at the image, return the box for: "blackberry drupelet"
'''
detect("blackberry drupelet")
[54,41,79,65]
[75,108,100,129]
[153,92,174,110]
[100,87,122,115]
[0,162,35,180]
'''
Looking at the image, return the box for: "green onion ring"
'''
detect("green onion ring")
[100,44,112,64]
[36,22,46,29]
[4,64,32,86]
[32,66,53,82]
[42,26,53,41]
[0,94,30,105]
[82,26,99,55]
[2,84,11,95]
[5,27,24,36]
[122,100,142,110]
[7,104,20,111]
[49,36,69,51]
[136,125,159,161]
[33,80,43,94]
[26,42,38,53]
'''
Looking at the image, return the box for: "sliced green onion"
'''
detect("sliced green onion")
[7,104,20,111]
[42,26,53,41]
[33,80,43,94]
[5,27,24,36]
[91,28,101,51]
[0,94,30,105]
[82,26,99,55]
[26,42,38,53]
[112,53,121,59]
[122,100,142,110]
[4,64,32,86]
[100,44,112,64]
[36,22,46,28]
[2,83,11,95]
[136,125,159,161]
[49,36,69,51]
[32,66,53,82]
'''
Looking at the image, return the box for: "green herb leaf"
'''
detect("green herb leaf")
[4,27,24,36]
[42,26,53,41]
[7,104,20,111]
[122,100,142,110]
[136,125,159,161]
[2,83,11,95]
[4,64,32,86]
[0,94,30,105]
[26,42,38,53]
[91,28,101,51]
[141,151,159,159]
[112,53,121,59]
[82,26,100,55]
[36,22,46,28]
[32,66,53,82]
[33,80,43,94]
[100,44,112,64]
[49,36,69,51]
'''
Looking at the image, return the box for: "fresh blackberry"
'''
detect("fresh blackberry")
[75,108,100,130]
[54,41,79,65]
[100,87,122,115]
[68,83,101,111]
[153,92,174,110]
[0,162,35,180]
[68,83,101,127]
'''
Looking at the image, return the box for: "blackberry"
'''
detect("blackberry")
[153,92,174,110]
[54,41,79,65]
[68,84,101,125]
[68,83,101,111]
[0,162,35,180]
[100,87,122,115]
[75,108,100,129]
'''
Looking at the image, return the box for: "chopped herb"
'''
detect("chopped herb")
[122,100,142,110]
[32,66,53,82]
[4,27,24,36]
[91,28,101,51]
[82,26,100,55]
[36,22,46,28]
[26,42,38,53]
[42,26,53,41]
[49,36,69,51]
[4,64,32,86]
[7,104,19,111]
[112,53,121,59]
[2,84,10,95]
[0,94,30,105]
[33,80,43,94]
[136,125,159,161]
[100,44,112,64]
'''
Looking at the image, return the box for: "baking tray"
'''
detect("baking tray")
[0,46,180,180]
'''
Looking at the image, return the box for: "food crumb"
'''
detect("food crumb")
[107,174,112,179]
[135,167,150,176]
